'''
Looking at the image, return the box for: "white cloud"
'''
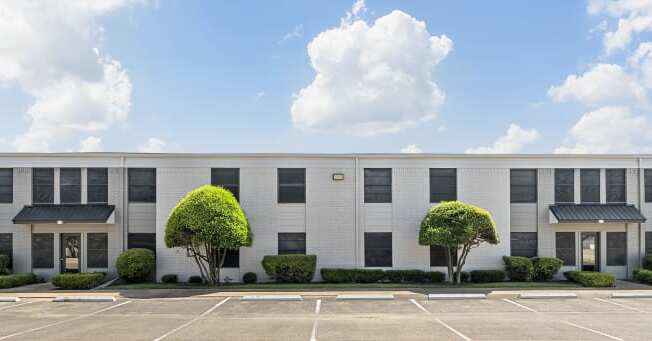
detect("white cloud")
[555,106,652,153]
[138,137,166,153]
[291,9,453,136]
[78,136,102,152]
[465,124,541,154]
[400,144,422,153]
[343,0,367,24]
[280,24,303,42]
[0,0,144,152]
[547,63,647,107]
[588,0,652,53]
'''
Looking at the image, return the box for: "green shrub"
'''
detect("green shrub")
[0,254,9,275]
[161,274,178,284]
[0,273,37,289]
[262,255,317,283]
[427,271,446,283]
[188,275,202,284]
[503,256,533,281]
[116,248,155,283]
[52,273,104,290]
[320,268,385,283]
[532,257,563,281]
[384,270,432,283]
[470,270,506,283]
[566,271,615,287]
[635,269,652,284]
[243,272,257,284]
[642,255,652,271]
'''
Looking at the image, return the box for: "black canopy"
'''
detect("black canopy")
[549,204,646,224]
[13,204,115,224]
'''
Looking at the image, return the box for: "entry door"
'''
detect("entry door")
[581,232,600,272]
[60,234,81,273]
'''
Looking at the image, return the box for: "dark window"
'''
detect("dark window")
[87,233,108,268]
[580,169,600,203]
[0,233,12,269]
[212,168,240,201]
[128,233,156,253]
[33,168,54,204]
[510,169,537,203]
[645,170,652,203]
[430,169,457,202]
[87,168,108,204]
[278,233,306,255]
[222,249,239,268]
[606,232,627,266]
[555,169,574,203]
[647,232,652,255]
[606,169,626,203]
[60,168,81,204]
[510,232,538,257]
[0,169,12,204]
[556,232,575,266]
[278,168,306,203]
[430,245,457,267]
[32,233,53,268]
[364,232,392,267]
[364,168,392,203]
[128,168,156,203]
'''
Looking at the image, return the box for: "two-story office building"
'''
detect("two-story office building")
[0,153,649,282]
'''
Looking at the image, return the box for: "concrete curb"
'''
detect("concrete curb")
[428,293,486,300]
[519,292,577,299]
[241,295,303,301]
[0,297,20,302]
[336,294,394,301]
[611,292,652,299]
[52,296,116,302]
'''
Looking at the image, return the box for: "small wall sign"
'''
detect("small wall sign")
[332,173,345,181]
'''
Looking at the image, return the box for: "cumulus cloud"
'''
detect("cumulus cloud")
[291,7,453,136]
[0,0,144,152]
[547,63,647,107]
[465,124,540,154]
[138,137,166,153]
[78,137,103,152]
[588,0,652,53]
[400,144,422,153]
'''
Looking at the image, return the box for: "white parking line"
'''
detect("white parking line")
[0,300,132,340]
[153,297,230,341]
[502,298,537,313]
[309,299,321,341]
[434,318,472,341]
[594,297,645,313]
[0,301,33,312]
[409,299,430,315]
[561,321,624,341]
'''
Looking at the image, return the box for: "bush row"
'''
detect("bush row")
[0,273,37,289]
[563,271,615,287]
[502,256,563,282]
[52,272,105,290]
[642,255,652,271]
[634,269,652,284]
[470,270,505,283]
[0,254,9,275]
[321,268,446,283]
[262,255,317,283]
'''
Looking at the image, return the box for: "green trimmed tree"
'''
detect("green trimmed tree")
[165,185,252,285]
[419,201,499,284]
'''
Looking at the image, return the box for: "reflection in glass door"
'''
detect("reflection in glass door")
[60,233,81,273]
[581,232,600,272]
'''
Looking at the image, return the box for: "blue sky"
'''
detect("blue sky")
[2,0,652,153]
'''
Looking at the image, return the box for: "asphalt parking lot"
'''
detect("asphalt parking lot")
[1,295,652,340]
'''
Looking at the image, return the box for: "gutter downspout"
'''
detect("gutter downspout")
[121,156,127,252]
[354,156,359,267]
[639,157,643,276]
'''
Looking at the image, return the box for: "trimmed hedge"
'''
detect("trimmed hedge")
[0,273,37,289]
[320,268,446,284]
[161,274,178,284]
[635,269,652,284]
[532,257,563,281]
[470,270,505,283]
[385,270,438,283]
[564,271,615,287]
[52,272,104,290]
[642,255,652,271]
[188,275,203,284]
[0,254,9,275]
[243,272,257,284]
[262,255,317,283]
[116,248,155,283]
[503,256,533,282]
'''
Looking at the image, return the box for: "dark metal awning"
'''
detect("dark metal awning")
[549,204,646,224]
[13,204,115,225]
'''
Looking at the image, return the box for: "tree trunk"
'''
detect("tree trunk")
[445,246,454,283]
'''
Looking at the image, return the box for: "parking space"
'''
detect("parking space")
[1,295,652,340]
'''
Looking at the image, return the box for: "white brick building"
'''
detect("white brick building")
[0,153,649,282]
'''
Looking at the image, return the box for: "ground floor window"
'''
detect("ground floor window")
[32,233,54,268]
[430,245,457,267]
[606,232,627,266]
[0,233,11,269]
[364,232,392,267]
[510,232,537,257]
[278,233,306,255]
[646,232,652,255]
[556,232,575,266]
[222,249,239,268]
[128,233,156,253]
[87,233,108,268]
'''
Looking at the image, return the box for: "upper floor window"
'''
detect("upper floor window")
[554,169,574,203]
[277,168,305,203]
[87,168,108,204]
[580,169,600,203]
[128,168,156,203]
[646,170,652,203]
[0,169,12,204]
[430,168,456,203]
[212,168,240,201]
[510,169,537,203]
[59,168,81,204]
[364,168,392,203]
[606,169,626,203]
[32,168,54,204]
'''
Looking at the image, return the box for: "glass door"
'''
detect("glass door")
[581,232,600,272]
[60,233,81,273]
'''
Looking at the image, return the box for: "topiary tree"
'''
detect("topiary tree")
[419,201,499,284]
[165,185,252,285]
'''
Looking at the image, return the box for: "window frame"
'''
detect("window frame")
[510,169,537,203]
[128,168,157,203]
[127,233,156,253]
[364,232,392,267]
[277,168,306,204]
[556,232,576,266]
[554,169,574,203]
[87,168,109,204]
[32,168,54,205]
[211,168,240,202]
[606,232,627,266]
[0,169,12,204]
[364,168,392,203]
[31,233,54,269]
[430,244,457,267]
[580,169,601,203]
[645,170,652,203]
[277,233,306,255]
[429,168,457,203]
[59,168,81,204]
[222,249,240,268]
[86,233,108,268]
[510,232,538,258]
[605,169,626,204]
